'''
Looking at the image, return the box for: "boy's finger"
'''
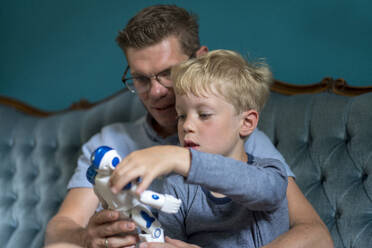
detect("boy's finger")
[136,175,154,195]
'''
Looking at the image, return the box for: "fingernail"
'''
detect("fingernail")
[140,243,147,248]
[126,222,135,229]
[111,187,117,194]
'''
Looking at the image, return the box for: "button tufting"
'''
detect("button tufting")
[321,175,326,183]
[335,209,342,219]
[320,172,327,184]
[361,172,368,182]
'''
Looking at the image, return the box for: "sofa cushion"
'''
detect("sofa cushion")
[0,91,145,247]
[259,92,372,248]
[0,89,371,248]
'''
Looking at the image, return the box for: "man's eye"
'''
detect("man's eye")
[159,69,171,79]
[134,76,150,84]
[176,114,186,121]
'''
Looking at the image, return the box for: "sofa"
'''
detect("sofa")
[0,78,371,248]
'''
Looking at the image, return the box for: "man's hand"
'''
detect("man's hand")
[139,237,200,248]
[84,209,138,248]
[109,146,191,195]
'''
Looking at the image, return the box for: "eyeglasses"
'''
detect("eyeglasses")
[121,52,197,94]
[121,66,173,94]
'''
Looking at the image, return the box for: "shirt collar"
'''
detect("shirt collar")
[143,114,179,145]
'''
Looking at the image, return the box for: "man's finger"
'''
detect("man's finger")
[96,220,136,237]
[92,210,119,224]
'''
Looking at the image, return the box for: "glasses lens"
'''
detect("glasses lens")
[124,79,136,93]
[157,69,172,88]
[133,77,151,93]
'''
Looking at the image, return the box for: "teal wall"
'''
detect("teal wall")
[1,0,371,111]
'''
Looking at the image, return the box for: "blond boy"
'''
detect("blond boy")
[111,50,289,247]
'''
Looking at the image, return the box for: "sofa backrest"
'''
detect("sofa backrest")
[259,91,372,248]
[0,90,146,248]
[0,78,371,248]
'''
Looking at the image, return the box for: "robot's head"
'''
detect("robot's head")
[91,146,121,170]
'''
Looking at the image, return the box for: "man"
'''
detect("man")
[45,5,333,248]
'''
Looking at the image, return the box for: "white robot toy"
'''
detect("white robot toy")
[86,146,182,243]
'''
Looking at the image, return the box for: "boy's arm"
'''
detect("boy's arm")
[187,150,287,211]
[110,146,191,195]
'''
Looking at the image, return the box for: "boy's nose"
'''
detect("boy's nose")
[183,117,195,133]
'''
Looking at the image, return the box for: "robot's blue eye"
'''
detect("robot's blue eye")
[112,157,120,167]
[123,182,132,190]
[152,194,160,200]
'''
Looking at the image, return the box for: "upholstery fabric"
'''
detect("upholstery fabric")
[259,92,372,248]
[0,90,371,248]
[0,91,145,247]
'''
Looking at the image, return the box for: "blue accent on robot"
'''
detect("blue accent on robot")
[90,146,113,169]
[140,210,155,228]
[86,165,97,185]
[111,157,120,167]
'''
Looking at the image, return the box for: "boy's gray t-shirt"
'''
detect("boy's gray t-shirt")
[68,115,294,190]
[158,150,289,248]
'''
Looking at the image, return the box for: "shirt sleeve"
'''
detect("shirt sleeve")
[186,150,288,211]
[245,128,295,178]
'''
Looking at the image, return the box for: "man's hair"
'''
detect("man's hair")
[171,49,273,113]
[116,5,200,56]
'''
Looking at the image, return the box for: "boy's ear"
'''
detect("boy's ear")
[240,110,259,137]
[195,46,208,57]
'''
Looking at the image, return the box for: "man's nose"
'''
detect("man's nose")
[148,77,169,96]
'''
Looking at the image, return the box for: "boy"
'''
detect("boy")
[111,50,289,247]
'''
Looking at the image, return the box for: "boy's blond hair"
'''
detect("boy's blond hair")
[171,49,273,113]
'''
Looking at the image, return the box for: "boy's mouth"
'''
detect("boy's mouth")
[183,140,200,150]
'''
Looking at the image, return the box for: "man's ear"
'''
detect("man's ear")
[240,110,259,137]
[195,46,208,57]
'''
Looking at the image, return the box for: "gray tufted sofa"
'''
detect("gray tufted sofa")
[0,78,371,248]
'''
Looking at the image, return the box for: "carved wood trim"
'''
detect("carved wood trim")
[271,77,372,96]
[0,89,128,117]
[1,78,371,117]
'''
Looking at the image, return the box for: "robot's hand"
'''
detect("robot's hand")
[160,194,182,214]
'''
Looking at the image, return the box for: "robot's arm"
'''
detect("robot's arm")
[138,190,181,214]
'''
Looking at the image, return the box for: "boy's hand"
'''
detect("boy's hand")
[109,146,191,195]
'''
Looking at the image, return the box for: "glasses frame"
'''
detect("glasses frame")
[121,52,197,94]
[121,66,172,94]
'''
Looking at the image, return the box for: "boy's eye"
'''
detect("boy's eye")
[199,113,212,120]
